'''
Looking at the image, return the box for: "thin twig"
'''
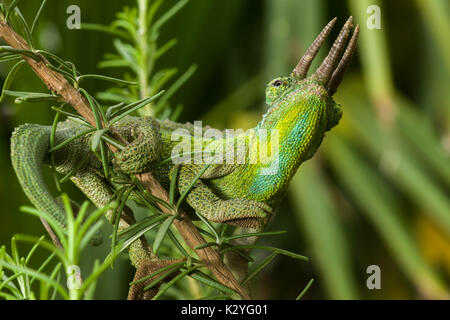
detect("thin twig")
[0,18,249,299]
[39,217,62,249]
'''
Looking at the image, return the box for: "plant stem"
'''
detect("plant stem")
[137,0,155,116]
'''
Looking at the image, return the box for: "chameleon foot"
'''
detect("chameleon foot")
[127,258,183,300]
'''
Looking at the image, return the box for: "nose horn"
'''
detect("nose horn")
[292,17,359,95]
[292,18,337,79]
[328,24,360,95]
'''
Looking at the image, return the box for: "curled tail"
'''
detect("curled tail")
[10,124,67,229]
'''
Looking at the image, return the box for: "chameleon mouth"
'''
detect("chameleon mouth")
[291,17,360,96]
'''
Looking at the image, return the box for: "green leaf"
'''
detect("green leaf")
[190,271,237,296]
[96,91,134,104]
[31,0,47,34]
[24,235,45,264]
[0,60,25,103]
[0,54,21,63]
[151,266,198,300]
[76,202,117,252]
[169,165,179,205]
[151,0,189,38]
[14,7,33,48]
[111,187,133,257]
[221,245,309,262]
[50,110,62,192]
[79,220,104,252]
[147,0,163,26]
[144,264,184,292]
[194,211,220,244]
[117,214,165,238]
[223,230,287,242]
[79,251,122,298]
[150,68,178,92]
[105,102,125,121]
[47,263,63,300]
[84,260,100,300]
[77,74,137,86]
[2,90,60,104]
[167,230,190,258]
[0,246,6,276]
[30,252,56,286]
[51,106,91,125]
[113,38,137,64]
[5,0,20,22]
[153,215,177,255]
[296,278,315,300]
[170,103,183,121]
[194,242,219,250]
[130,261,185,286]
[10,237,19,265]
[98,58,132,69]
[118,215,166,253]
[241,252,278,286]
[49,128,95,153]
[90,128,110,152]
[46,63,76,81]
[101,135,125,151]
[0,46,39,61]
[108,90,164,124]
[79,88,105,128]
[80,23,131,41]
[36,50,71,69]
[110,19,137,40]
[0,273,25,297]
[155,38,178,59]
[154,65,197,114]
[1,244,67,299]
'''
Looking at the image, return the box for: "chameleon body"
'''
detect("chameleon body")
[10,18,359,269]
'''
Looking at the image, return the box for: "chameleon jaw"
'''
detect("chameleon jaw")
[291,17,360,96]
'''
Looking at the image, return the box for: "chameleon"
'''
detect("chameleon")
[10,17,359,292]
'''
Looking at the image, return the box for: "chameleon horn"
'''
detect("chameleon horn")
[328,24,360,95]
[313,16,353,85]
[292,17,337,79]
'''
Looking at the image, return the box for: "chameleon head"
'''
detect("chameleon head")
[263,17,359,133]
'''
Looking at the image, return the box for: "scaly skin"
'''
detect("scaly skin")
[10,18,359,275]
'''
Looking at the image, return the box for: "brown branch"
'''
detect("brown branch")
[0,19,249,299]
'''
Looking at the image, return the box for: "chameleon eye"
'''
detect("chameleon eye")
[272,80,283,87]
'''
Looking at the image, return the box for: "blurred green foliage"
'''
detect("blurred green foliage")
[0,0,449,299]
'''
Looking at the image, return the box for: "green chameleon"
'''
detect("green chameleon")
[10,17,358,282]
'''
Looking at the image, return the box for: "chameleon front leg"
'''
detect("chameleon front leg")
[175,165,270,283]
[113,117,162,175]
[176,165,272,228]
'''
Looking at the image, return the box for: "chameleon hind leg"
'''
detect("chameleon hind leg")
[176,166,272,228]
[70,170,155,266]
[70,170,172,299]
[71,170,185,300]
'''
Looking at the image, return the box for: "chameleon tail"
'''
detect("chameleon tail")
[10,124,67,229]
